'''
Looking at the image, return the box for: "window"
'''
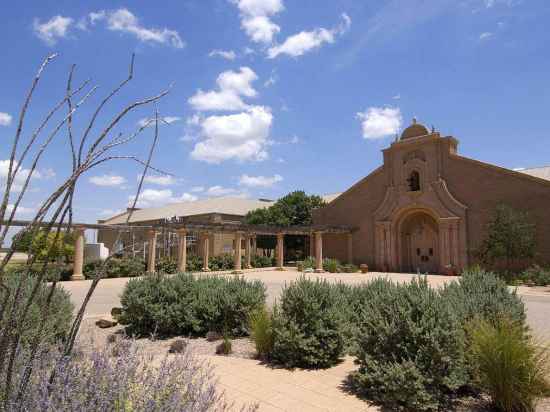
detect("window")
[408,170,421,192]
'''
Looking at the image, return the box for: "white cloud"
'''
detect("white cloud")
[140,174,177,186]
[99,208,124,217]
[188,67,258,111]
[6,204,35,217]
[0,112,12,126]
[267,13,351,59]
[479,31,494,40]
[129,189,197,208]
[206,186,241,197]
[89,8,184,48]
[0,159,45,192]
[89,174,127,187]
[239,174,282,188]
[264,71,277,87]
[209,49,237,60]
[191,186,205,193]
[33,15,73,45]
[137,116,181,128]
[356,107,402,139]
[191,106,273,163]
[231,0,284,44]
[392,94,401,100]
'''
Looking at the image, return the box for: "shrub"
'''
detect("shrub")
[7,263,73,282]
[83,256,146,279]
[209,253,234,271]
[251,255,275,268]
[441,267,526,327]
[323,258,341,273]
[296,256,315,272]
[7,339,243,411]
[468,317,550,412]
[352,277,468,411]
[156,257,178,274]
[520,265,550,286]
[270,277,345,369]
[118,273,266,337]
[249,307,274,359]
[1,275,73,346]
[187,254,203,272]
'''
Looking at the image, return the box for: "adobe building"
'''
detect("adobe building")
[314,119,550,273]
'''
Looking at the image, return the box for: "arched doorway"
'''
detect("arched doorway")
[399,211,439,273]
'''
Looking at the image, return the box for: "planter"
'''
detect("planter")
[444,266,456,276]
[360,264,369,274]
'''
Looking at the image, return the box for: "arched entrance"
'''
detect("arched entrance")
[399,211,439,273]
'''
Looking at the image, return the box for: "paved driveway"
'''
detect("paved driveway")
[60,268,550,342]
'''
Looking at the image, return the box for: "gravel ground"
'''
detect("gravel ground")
[77,317,257,360]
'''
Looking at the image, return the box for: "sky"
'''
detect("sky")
[1,0,549,226]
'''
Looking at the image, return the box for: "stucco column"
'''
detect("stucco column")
[177,229,187,273]
[309,233,315,258]
[234,232,243,272]
[315,232,323,273]
[245,234,252,269]
[71,226,86,281]
[451,220,460,268]
[346,232,353,264]
[439,221,451,272]
[201,232,210,271]
[147,230,158,274]
[276,233,284,270]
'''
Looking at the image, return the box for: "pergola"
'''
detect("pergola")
[4,220,356,280]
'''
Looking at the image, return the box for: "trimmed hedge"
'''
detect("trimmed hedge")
[1,275,73,346]
[270,277,346,369]
[84,257,146,279]
[118,273,266,337]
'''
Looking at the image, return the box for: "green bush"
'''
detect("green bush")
[251,255,275,268]
[83,257,146,279]
[270,277,346,369]
[249,307,274,360]
[186,254,203,272]
[352,277,468,411]
[323,258,341,273]
[118,273,266,337]
[296,256,315,271]
[1,275,73,346]
[441,267,526,327]
[469,317,550,412]
[520,265,550,286]
[209,253,234,271]
[7,263,73,282]
[155,257,178,274]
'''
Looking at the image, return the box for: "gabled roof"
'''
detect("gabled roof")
[100,197,275,225]
[518,166,550,181]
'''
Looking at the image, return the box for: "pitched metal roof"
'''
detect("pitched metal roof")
[100,197,275,225]
[518,166,550,181]
[99,192,343,225]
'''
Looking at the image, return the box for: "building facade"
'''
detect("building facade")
[314,120,550,273]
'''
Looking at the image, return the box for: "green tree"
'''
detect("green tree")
[12,228,75,262]
[245,191,326,226]
[478,204,536,272]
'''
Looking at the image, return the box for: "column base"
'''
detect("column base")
[232,270,243,274]
[202,268,211,272]
[314,269,324,273]
[70,274,86,281]
[276,267,285,271]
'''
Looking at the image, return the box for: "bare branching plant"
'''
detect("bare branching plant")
[0,54,177,408]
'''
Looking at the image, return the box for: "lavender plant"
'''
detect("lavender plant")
[5,339,256,411]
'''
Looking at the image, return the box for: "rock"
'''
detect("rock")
[106,334,117,344]
[206,331,222,342]
[96,319,117,329]
[111,307,123,319]
[168,339,187,354]
[216,338,232,355]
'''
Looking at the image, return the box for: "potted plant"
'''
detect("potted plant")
[360,264,369,274]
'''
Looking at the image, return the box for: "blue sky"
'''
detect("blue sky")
[1,0,549,224]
